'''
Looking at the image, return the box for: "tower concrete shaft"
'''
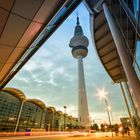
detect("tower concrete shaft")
[78,55,89,127]
[69,15,89,127]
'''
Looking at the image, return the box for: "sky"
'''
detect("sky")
[7,2,131,124]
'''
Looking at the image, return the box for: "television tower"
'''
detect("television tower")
[69,14,89,127]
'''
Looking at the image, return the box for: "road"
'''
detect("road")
[0,132,136,140]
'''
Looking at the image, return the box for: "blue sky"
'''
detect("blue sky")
[7,2,130,124]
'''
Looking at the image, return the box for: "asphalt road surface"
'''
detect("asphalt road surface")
[0,132,136,140]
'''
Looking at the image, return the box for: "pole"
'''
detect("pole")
[103,2,140,117]
[110,107,115,135]
[109,106,114,126]
[40,109,45,129]
[52,111,54,131]
[105,98,113,137]
[14,101,24,133]
[63,106,67,130]
[120,82,140,139]
[124,81,139,119]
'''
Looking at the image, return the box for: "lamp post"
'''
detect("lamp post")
[97,88,113,137]
[108,106,114,127]
[63,106,67,131]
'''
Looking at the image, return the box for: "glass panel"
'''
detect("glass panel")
[135,42,140,80]
[0,91,21,132]
[18,102,42,131]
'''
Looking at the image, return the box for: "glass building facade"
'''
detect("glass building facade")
[44,107,55,131]
[0,91,21,132]
[0,88,78,132]
[0,89,44,132]
[134,0,140,80]
[55,111,63,131]
[135,42,140,80]
[18,101,43,131]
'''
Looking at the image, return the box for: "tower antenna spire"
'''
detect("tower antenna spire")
[77,12,79,25]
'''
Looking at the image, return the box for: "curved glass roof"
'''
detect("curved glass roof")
[2,87,26,101]
[85,0,137,83]
[56,111,63,115]
[73,117,77,120]
[64,113,68,117]
[47,106,56,112]
[68,115,72,119]
[26,99,46,109]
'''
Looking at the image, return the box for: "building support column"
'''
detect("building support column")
[14,101,24,133]
[124,81,139,119]
[52,111,54,131]
[103,2,140,117]
[120,83,140,139]
[104,98,113,137]
[40,109,45,129]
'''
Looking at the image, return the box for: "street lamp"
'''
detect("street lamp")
[63,106,67,130]
[97,88,113,137]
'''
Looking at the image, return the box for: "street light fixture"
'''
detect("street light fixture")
[97,88,113,137]
[96,88,108,100]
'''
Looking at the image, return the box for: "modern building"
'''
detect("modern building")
[0,88,46,132]
[120,117,131,128]
[0,88,26,132]
[84,0,140,138]
[0,87,78,132]
[55,111,63,131]
[67,116,72,130]
[18,99,46,131]
[45,106,56,131]
[84,0,140,116]
[71,117,79,129]
[63,113,68,130]
[69,15,89,128]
